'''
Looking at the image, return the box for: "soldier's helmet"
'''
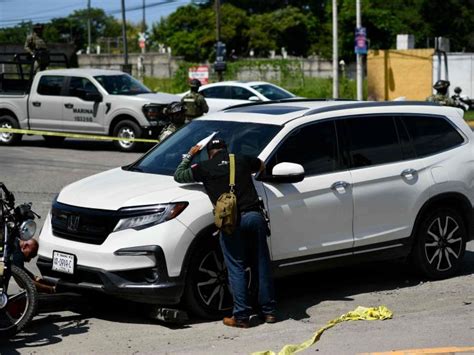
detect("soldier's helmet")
[454,86,462,94]
[433,80,450,90]
[33,23,44,32]
[164,101,186,124]
[189,79,202,89]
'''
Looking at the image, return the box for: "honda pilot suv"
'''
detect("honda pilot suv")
[37,101,474,318]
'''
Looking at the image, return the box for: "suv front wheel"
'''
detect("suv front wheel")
[412,208,467,279]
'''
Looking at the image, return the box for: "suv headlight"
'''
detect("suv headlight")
[142,104,165,121]
[114,202,188,232]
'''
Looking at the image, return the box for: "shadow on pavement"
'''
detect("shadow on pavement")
[4,250,472,348]
[274,249,474,322]
[20,137,154,153]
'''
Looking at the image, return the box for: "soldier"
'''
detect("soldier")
[24,23,49,73]
[181,79,209,122]
[158,101,187,142]
[426,80,456,107]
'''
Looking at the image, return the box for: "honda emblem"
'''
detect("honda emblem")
[67,215,80,232]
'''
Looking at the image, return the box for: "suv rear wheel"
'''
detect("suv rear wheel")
[412,208,467,279]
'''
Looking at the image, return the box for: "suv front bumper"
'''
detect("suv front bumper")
[37,245,185,305]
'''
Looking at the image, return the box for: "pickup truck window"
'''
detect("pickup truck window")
[94,74,151,96]
[68,77,99,100]
[38,76,64,96]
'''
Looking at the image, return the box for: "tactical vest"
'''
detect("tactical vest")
[182,92,202,118]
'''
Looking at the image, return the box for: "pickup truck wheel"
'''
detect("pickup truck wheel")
[113,120,142,152]
[0,115,22,145]
[184,237,255,320]
[43,135,65,146]
[411,208,467,279]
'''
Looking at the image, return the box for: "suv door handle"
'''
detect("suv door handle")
[331,181,350,193]
[401,168,417,180]
[32,101,41,107]
[64,103,74,109]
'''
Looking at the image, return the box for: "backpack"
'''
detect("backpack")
[214,154,238,235]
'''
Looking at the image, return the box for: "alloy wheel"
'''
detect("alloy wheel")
[196,249,233,312]
[0,122,13,143]
[424,216,463,272]
[117,127,135,149]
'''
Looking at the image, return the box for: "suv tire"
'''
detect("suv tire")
[412,208,467,279]
[183,237,234,319]
[0,115,22,145]
[113,120,142,152]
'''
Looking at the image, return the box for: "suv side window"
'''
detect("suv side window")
[200,86,229,99]
[401,115,464,157]
[230,87,254,100]
[68,77,99,100]
[265,120,341,176]
[344,115,402,168]
[37,76,64,96]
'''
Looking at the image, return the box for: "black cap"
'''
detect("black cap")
[207,138,226,151]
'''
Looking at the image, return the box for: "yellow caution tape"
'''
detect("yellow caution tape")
[253,306,393,355]
[360,346,474,355]
[0,127,160,143]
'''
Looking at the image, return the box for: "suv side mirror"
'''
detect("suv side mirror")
[248,96,261,102]
[85,92,103,102]
[259,162,305,183]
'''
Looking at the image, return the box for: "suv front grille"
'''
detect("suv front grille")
[51,201,120,245]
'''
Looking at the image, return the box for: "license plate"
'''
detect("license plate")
[52,251,75,274]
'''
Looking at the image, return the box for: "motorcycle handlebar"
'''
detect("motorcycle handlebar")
[0,182,15,208]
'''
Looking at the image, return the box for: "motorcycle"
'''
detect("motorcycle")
[0,183,39,338]
[452,86,474,111]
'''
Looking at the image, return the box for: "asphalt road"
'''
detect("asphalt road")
[1,136,473,355]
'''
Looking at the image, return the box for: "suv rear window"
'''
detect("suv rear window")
[401,116,465,157]
[344,115,402,168]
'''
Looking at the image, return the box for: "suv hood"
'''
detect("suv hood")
[57,167,204,210]
[136,92,180,103]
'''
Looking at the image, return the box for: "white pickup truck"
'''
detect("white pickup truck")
[0,68,179,151]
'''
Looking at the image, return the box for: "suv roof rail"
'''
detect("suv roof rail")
[303,100,441,116]
[223,98,356,111]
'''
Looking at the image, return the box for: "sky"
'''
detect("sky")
[0,0,192,28]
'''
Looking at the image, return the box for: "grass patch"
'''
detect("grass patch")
[464,110,474,121]
[143,75,361,99]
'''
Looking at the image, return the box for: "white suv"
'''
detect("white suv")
[38,101,474,318]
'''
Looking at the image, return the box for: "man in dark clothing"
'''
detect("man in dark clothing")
[174,138,276,328]
[12,238,56,294]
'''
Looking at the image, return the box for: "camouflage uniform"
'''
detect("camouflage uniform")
[24,32,49,73]
[158,123,179,141]
[181,91,209,123]
[426,94,456,107]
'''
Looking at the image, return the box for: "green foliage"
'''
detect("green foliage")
[151,4,317,60]
[144,58,361,101]
[0,22,31,45]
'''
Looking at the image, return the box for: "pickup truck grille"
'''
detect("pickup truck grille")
[51,201,120,245]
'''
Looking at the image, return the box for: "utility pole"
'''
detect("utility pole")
[356,0,363,100]
[215,0,223,81]
[87,0,91,54]
[121,0,129,71]
[332,0,339,98]
[141,0,146,53]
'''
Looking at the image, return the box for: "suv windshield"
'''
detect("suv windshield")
[250,84,295,100]
[94,74,151,95]
[129,120,282,175]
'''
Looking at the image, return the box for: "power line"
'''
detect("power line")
[0,0,181,27]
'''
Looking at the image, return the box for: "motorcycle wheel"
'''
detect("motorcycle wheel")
[0,265,38,339]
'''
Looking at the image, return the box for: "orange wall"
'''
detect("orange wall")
[367,49,434,101]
